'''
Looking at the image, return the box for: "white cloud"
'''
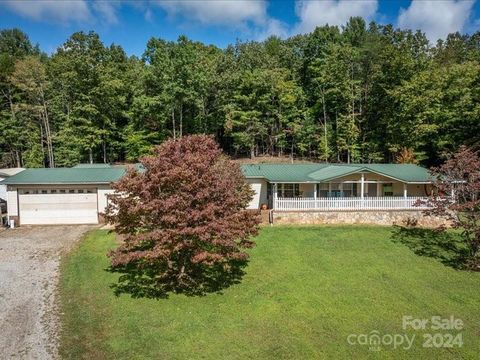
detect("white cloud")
[256,18,290,40]
[2,0,91,23]
[153,0,268,27]
[152,0,290,39]
[2,0,125,25]
[91,1,120,25]
[1,0,286,39]
[144,8,154,22]
[293,0,378,34]
[397,0,475,41]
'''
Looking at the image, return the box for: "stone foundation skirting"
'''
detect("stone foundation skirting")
[272,210,448,227]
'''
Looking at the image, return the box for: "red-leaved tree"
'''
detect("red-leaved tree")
[106,135,260,296]
[424,146,480,270]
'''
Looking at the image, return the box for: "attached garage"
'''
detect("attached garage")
[18,189,98,225]
[1,167,127,226]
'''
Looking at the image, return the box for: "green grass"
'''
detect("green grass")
[60,226,480,359]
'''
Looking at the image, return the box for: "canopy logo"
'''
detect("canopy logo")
[347,331,415,352]
[347,315,464,351]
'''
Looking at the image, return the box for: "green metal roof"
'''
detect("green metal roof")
[241,163,433,183]
[359,164,433,183]
[73,163,112,168]
[308,165,362,182]
[0,168,126,185]
[0,162,432,186]
[241,164,327,182]
[74,163,146,172]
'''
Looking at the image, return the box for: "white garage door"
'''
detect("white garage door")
[19,189,98,225]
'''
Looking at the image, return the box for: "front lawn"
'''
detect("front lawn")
[60,226,480,359]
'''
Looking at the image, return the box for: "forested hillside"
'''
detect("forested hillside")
[0,17,479,168]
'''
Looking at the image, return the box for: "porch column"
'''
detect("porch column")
[360,173,365,200]
[403,183,408,198]
[273,183,278,209]
[313,183,317,200]
[328,182,332,197]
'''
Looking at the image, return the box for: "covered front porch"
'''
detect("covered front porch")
[269,173,432,210]
[273,196,430,210]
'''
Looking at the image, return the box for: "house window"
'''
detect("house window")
[342,183,355,197]
[78,189,84,193]
[69,189,75,193]
[277,184,300,198]
[59,189,66,193]
[383,183,393,196]
[329,183,341,197]
[283,184,297,198]
[319,183,351,197]
[319,183,329,197]
[50,190,57,194]
[41,190,48,194]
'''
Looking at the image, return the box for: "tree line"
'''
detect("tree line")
[0,17,479,168]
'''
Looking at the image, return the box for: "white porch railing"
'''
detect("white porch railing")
[274,196,432,211]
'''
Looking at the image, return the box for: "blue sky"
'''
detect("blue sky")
[0,1,479,56]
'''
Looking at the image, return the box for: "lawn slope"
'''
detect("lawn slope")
[60,227,480,359]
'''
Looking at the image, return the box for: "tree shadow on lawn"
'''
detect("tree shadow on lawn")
[390,226,470,270]
[106,260,249,299]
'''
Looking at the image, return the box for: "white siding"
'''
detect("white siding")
[246,178,267,209]
[7,188,18,216]
[0,176,6,201]
[98,187,115,213]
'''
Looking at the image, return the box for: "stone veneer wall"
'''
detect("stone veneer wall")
[272,210,448,228]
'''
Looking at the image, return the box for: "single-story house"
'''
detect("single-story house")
[242,163,434,211]
[1,162,437,226]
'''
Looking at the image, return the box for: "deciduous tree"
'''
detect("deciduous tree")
[424,147,480,270]
[10,56,54,167]
[106,135,260,296]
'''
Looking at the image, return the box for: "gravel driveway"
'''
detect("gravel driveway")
[0,225,95,359]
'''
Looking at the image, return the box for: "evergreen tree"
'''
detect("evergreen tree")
[0,22,479,166]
